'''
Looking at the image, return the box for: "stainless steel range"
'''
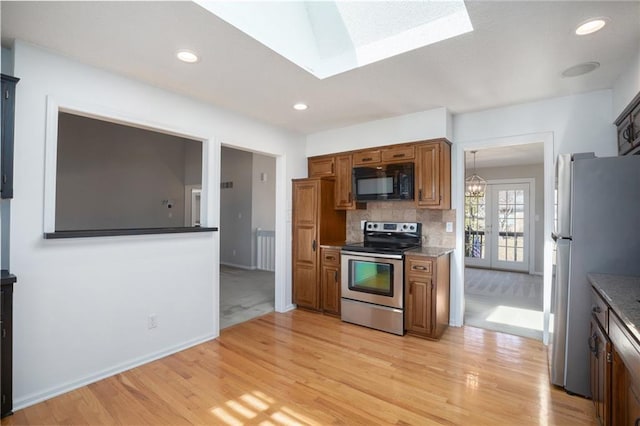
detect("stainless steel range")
[341,221,422,335]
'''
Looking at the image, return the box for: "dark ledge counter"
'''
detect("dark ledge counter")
[44,227,218,239]
[588,273,640,344]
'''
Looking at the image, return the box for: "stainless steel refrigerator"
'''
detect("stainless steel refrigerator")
[550,153,640,397]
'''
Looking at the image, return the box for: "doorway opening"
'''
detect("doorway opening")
[462,143,545,340]
[219,146,276,329]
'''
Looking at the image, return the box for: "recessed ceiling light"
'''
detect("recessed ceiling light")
[575,18,607,36]
[293,103,308,111]
[176,50,199,63]
[562,61,600,78]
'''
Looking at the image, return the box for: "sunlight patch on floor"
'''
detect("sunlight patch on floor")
[210,390,317,426]
[486,305,554,332]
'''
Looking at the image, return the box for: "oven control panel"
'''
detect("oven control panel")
[365,221,419,233]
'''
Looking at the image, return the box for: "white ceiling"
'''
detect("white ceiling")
[1,1,639,137]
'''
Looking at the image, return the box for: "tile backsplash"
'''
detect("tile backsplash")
[346,201,456,248]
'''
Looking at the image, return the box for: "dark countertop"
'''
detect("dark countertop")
[1,269,17,285]
[588,273,640,344]
[405,247,454,258]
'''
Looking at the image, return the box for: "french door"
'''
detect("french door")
[465,182,531,272]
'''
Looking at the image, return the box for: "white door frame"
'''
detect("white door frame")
[452,132,554,345]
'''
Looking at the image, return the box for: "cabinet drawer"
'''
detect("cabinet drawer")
[609,311,640,385]
[381,146,415,163]
[407,257,432,275]
[322,248,340,266]
[591,287,609,331]
[353,150,381,165]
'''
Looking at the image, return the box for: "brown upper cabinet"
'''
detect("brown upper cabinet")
[306,138,451,210]
[334,154,358,210]
[308,155,335,177]
[415,140,451,209]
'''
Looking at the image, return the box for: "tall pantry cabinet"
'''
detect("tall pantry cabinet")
[292,178,346,310]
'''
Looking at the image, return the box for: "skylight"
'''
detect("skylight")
[194,1,473,79]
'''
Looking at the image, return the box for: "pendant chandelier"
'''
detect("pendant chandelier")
[465,150,487,197]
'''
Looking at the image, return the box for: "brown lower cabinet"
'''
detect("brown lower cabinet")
[404,253,450,340]
[320,248,341,316]
[591,286,640,426]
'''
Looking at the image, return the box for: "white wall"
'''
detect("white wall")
[251,152,276,265]
[612,46,640,118]
[220,147,253,268]
[10,40,305,409]
[1,46,13,74]
[305,107,450,157]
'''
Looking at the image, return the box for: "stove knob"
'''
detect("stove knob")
[410,225,415,230]
[402,224,408,230]
[373,223,378,229]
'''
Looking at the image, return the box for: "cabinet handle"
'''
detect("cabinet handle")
[362,157,373,162]
[592,305,601,314]
[413,265,427,271]
[326,256,335,261]
[634,418,639,426]
[348,192,352,203]
[393,153,405,158]
[334,271,338,282]
[623,127,631,141]
[419,189,423,201]
[331,163,334,173]
[312,240,317,252]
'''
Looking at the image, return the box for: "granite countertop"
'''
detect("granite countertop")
[319,242,346,249]
[588,273,640,344]
[405,247,454,257]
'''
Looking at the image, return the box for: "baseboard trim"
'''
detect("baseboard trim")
[280,303,297,313]
[532,271,543,276]
[220,261,256,270]
[13,332,217,411]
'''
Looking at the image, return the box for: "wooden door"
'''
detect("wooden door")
[334,154,354,210]
[415,143,440,208]
[292,180,320,310]
[321,264,340,315]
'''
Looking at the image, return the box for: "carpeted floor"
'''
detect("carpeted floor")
[220,264,275,329]
[464,267,544,340]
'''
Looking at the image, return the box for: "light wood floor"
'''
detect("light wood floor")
[4,310,595,425]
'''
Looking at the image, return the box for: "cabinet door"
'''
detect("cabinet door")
[1,285,12,417]
[631,103,640,150]
[308,156,335,177]
[590,316,611,426]
[292,181,320,310]
[353,149,381,166]
[405,276,433,335]
[321,264,341,315]
[617,116,634,156]
[1,76,18,199]
[334,155,355,210]
[415,143,441,208]
[381,145,415,163]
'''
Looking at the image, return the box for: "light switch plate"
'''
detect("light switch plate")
[445,222,453,233]
[361,220,366,230]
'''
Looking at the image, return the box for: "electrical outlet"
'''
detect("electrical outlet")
[148,314,158,329]
[445,222,453,233]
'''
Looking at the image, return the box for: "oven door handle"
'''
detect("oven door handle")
[340,250,403,260]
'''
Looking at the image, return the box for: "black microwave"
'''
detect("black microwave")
[352,162,414,201]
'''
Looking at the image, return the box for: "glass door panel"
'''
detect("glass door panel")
[491,184,530,272]
[464,193,490,268]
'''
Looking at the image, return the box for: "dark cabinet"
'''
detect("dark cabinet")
[590,315,611,426]
[1,74,19,199]
[615,91,640,156]
[1,271,16,418]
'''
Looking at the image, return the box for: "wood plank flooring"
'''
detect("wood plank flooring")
[4,310,595,425]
